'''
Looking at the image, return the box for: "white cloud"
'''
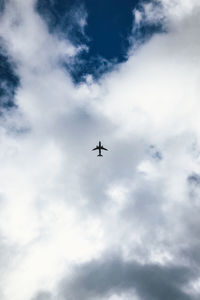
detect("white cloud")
[0,0,200,299]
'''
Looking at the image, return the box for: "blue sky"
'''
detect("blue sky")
[36,0,164,81]
[0,0,163,99]
[0,1,200,300]
[36,0,138,80]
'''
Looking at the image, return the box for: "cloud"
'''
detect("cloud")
[0,42,19,109]
[58,255,196,300]
[0,0,200,300]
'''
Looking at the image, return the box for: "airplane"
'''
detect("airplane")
[92,141,108,157]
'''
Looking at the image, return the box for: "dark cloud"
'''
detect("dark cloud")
[0,0,5,14]
[188,173,200,187]
[0,45,19,110]
[56,255,196,300]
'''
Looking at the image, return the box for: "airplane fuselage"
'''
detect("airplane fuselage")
[98,141,102,156]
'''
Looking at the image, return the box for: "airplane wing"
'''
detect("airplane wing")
[101,147,108,151]
[92,146,99,151]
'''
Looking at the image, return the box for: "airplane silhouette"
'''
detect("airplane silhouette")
[92,141,108,157]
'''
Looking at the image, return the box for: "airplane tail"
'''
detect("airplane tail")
[98,154,103,157]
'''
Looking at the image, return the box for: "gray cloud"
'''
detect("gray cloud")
[32,291,53,300]
[56,256,197,300]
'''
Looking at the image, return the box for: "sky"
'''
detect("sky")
[0,0,200,299]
